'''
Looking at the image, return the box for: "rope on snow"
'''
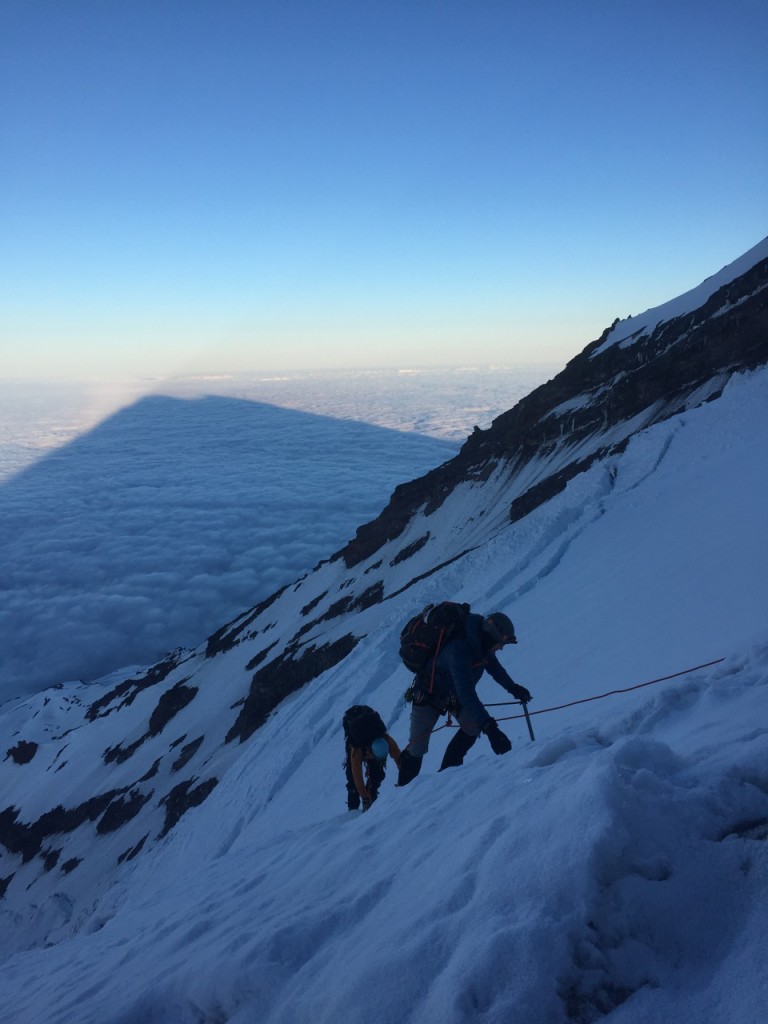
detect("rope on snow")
[433,657,726,740]
[492,657,725,722]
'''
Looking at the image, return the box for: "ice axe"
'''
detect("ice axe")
[521,701,535,742]
[483,698,536,741]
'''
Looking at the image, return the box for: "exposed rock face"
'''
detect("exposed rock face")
[158,777,219,837]
[5,741,38,765]
[226,634,359,744]
[86,651,191,722]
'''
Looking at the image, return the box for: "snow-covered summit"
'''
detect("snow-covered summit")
[592,235,768,356]
[1,242,767,1023]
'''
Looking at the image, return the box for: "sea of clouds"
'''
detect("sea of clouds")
[0,365,555,699]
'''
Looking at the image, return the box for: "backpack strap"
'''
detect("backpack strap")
[427,627,448,694]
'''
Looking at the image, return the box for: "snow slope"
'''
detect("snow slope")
[1,358,766,1023]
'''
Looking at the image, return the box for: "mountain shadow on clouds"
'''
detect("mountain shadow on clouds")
[0,394,455,700]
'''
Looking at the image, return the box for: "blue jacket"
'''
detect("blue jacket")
[418,613,519,729]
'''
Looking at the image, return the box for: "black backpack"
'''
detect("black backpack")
[399,601,471,679]
[343,705,387,749]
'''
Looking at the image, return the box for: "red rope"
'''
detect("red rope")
[439,657,726,730]
[492,658,726,724]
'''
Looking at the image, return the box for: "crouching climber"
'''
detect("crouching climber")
[398,610,532,786]
[342,705,401,811]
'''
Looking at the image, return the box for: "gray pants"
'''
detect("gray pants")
[406,702,484,758]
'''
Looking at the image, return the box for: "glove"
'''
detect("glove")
[510,684,532,704]
[483,720,512,755]
[361,798,372,813]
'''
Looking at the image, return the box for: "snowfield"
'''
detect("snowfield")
[0,361,766,1023]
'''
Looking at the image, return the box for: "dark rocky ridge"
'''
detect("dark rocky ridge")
[227,634,359,744]
[338,256,768,567]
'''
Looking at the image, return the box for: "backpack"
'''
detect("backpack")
[343,705,387,749]
[398,602,471,680]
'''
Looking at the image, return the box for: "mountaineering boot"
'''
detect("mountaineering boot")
[397,749,423,787]
[438,729,477,771]
[483,719,512,755]
[366,758,386,802]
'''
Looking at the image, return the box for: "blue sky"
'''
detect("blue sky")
[1,0,766,378]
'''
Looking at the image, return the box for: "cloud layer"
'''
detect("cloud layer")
[0,394,455,699]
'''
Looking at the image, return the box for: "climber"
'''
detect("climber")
[342,705,401,811]
[397,611,531,786]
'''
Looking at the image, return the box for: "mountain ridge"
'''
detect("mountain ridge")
[337,238,768,566]
[1,239,767,1023]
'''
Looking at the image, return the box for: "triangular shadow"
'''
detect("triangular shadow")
[0,394,455,698]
